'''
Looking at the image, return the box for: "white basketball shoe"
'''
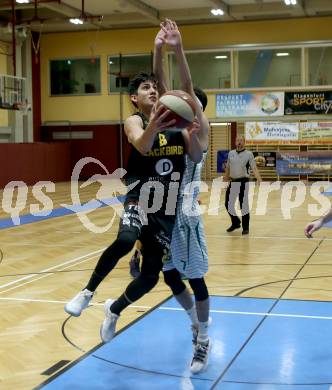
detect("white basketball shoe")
[64,289,94,317]
[100,299,119,343]
[190,338,211,374]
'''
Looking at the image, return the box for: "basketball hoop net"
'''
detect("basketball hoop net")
[29,22,44,64]
[87,17,103,64]
[14,100,31,115]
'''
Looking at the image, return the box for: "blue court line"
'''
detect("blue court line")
[36,296,332,390]
[323,186,332,195]
[0,195,125,230]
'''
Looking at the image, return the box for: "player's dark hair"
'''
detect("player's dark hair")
[194,86,208,112]
[128,72,158,96]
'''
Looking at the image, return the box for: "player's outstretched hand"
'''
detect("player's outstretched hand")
[304,219,323,238]
[155,27,167,48]
[160,19,182,49]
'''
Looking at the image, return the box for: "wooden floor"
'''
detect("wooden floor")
[1,181,332,389]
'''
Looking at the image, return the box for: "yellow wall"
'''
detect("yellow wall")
[0,42,9,126]
[40,16,332,123]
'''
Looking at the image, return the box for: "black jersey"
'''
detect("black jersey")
[125,112,185,202]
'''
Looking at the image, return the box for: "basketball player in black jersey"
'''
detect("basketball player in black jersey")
[130,20,212,374]
[64,72,203,343]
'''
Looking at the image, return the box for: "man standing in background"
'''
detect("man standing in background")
[224,135,261,235]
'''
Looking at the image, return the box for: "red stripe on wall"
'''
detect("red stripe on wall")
[0,142,71,188]
[41,124,122,179]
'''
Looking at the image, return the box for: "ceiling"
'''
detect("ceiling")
[0,0,331,34]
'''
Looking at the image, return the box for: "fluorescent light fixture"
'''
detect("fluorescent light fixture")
[284,0,297,5]
[211,8,224,16]
[69,18,83,25]
[210,122,231,126]
[16,0,30,3]
[215,55,228,59]
[276,52,290,56]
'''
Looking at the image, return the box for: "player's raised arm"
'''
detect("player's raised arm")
[162,19,209,151]
[153,26,168,95]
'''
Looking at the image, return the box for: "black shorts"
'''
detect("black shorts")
[119,200,176,253]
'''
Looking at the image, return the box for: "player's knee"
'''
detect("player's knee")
[140,274,159,292]
[189,278,209,301]
[163,269,186,295]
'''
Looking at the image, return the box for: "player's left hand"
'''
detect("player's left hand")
[155,28,166,48]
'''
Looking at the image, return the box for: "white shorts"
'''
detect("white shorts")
[163,197,208,279]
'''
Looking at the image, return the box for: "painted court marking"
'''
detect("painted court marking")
[0,296,332,321]
[206,233,331,241]
[0,248,105,293]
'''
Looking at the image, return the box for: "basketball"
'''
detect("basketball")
[158,90,196,131]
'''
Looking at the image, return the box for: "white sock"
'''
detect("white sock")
[186,305,198,326]
[82,288,93,295]
[197,320,209,344]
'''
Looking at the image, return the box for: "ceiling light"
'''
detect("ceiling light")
[276,52,290,56]
[211,9,224,16]
[210,122,230,126]
[69,18,84,25]
[16,0,30,3]
[284,0,297,5]
[109,61,113,64]
[215,55,228,59]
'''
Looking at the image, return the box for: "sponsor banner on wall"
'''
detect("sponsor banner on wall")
[245,122,299,144]
[217,150,229,173]
[276,151,332,175]
[216,92,284,117]
[285,91,332,115]
[299,122,332,143]
[253,151,276,167]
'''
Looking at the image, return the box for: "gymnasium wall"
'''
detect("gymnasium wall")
[40,16,332,123]
[41,124,122,178]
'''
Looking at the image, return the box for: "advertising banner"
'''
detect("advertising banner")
[216,92,284,117]
[299,122,332,143]
[245,122,299,144]
[217,150,229,173]
[253,151,276,167]
[276,151,332,175]
[285,91,332,115]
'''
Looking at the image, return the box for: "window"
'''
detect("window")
[308,46,332,86]
[238,48,301,88]
[108,54,152,93]
[50,58,101,96]
[170,52,231,89]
